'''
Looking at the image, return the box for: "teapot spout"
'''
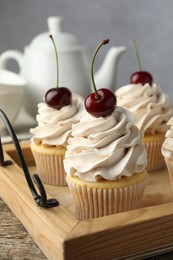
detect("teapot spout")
[94,46,126,92]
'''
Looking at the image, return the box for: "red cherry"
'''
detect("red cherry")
[130,71,153,85]
[84,39,116,117]
[85,88,116,117]
[131,41,153,86]
[45,35,72,109]
[45,87,72,109]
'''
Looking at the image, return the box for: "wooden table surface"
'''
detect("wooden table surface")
[0,197,46,260]
[0,197,173,260]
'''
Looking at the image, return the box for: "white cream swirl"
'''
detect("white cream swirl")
[30,94,84,147]
[162,117,173,158]
[64,106,147,182]
[116,83,172,134]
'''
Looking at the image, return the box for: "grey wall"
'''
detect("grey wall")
[1,0,173,102]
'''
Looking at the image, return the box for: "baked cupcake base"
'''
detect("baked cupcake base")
[144,133,165,172]
[66,170,148,220]
[31,142,67,186]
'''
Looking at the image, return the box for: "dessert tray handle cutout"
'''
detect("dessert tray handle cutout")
[0,109,59,208]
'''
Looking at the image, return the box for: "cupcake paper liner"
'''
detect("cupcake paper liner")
[164,158,173,191]
[32,150,67,186]
[66,175,148,220]
[144,138,165,172]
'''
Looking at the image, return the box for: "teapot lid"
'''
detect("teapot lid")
[28,17,83,51]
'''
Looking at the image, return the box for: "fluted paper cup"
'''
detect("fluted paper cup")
[164,158,173,191]
[31,143,67,186]
[144,134,165,172]
[66,171,148,220]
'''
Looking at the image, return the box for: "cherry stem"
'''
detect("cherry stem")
[132,40,142,71]
[49,35,59,88]
[91,39,110,99]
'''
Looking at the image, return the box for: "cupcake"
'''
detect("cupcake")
[30,93,84,185]
[64,106,148,220]
[116,82,172,171]
[162,118,173,190]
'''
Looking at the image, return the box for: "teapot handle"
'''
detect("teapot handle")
[0,50,23,71]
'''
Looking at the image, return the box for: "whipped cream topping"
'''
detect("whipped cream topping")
[116,83,172,134]
[30,94,84,147]
[64,106,147,182]
[162,117,173,158]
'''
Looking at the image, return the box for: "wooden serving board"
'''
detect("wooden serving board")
[1,141,173,260]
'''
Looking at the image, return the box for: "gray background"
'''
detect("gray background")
[1,0,173,101]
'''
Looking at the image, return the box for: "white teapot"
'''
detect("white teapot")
[0,17,126,117]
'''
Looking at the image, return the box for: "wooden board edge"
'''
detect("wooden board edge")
[64,203,173,259]
[3,140,34,166]
[114,243,173,260]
